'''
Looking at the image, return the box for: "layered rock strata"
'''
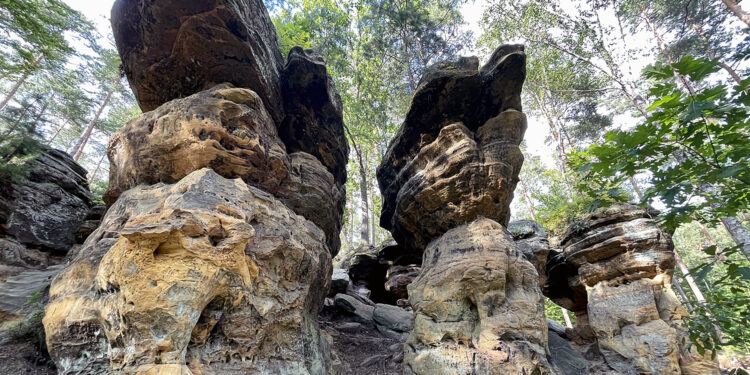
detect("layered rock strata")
[376,46,559,374]
[0,147,94,320]
[44,0,348,373]
[556,204,719,374]
[111,0,285,122]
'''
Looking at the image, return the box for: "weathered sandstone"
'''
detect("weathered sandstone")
[44,169,332,375]
[404,218,556,374]
[111,0,285,122]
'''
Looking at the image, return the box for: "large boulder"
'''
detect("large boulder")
[557,203,719,375]
[404,218,555,374]
[280,47,349,185]
[104,84,344,254]
[44,169,332,375]
[1,147,93,253]
[377,45,526,255]
[111,0,285,123]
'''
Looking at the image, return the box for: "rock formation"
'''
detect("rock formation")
[44,0,348,373]
[376,46,560,374]
[0,147,94,320]
[550,204,719,374]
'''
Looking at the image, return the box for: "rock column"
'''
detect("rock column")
[377,45,558,374]
[43,1,347,374]
[557,204,719,375]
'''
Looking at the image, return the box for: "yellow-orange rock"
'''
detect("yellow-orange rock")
[404,218,557,375]
[44,169,331,375]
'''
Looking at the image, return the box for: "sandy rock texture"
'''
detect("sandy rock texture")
[404,218,556,375]
[44,169,332,375]
[376,45,526,255]
[558,204,719,375]
[105,84,344,254]
[111,0,285,123]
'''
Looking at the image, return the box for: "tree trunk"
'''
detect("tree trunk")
[368,173,376,245]
[70,88,114,162]
[719,216,750,261]
[672,277,694,313]
[673,249,723,338]
[88,152,107,184]
[0,55,43,112]
[561,307,573,328]
[358,165,370,245]
[721,0,750,29]
[518,178,538,221]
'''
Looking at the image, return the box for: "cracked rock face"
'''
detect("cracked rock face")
[377,46,526,256]
[404,218,556,375]
[105,84,344,254]
[111,0,285,123]
[557,204,719,375]
[44,169,331,375]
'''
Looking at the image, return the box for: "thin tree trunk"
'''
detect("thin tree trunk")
[719,216,750,261]
[673,249,723,338]
[518,178,538,221]
[0,55,43,112]
[343,124,370,246]
[88,152,107,184]
[721,0,750,29]
[672,277,695,313]
[690,24,743,84]
[71,88,114,162]
[368,175,376,246]
[561,307,573,328]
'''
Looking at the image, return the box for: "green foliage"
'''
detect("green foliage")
[574,56,750,231]
[544,298,576,327]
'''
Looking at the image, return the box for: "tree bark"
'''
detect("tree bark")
[673,249,723,338]
[70,88,114,162]
[721,0,750,29]
[719,216,750,261]
[88,151,107,184]
[0,54,43,112]
[672,277,695,313]
[344,124,370,246]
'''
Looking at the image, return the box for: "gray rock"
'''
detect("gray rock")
[0,264,64,314]
[373,303,413,332]
[375,324,409,341]
[334,293,374,324]
[548,330,589,375]
[329,268,350,296]
[547,318,568,338]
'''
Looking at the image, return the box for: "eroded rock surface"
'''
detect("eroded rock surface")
[111,0,285,122]
[44,169,332,375]
[404,218,555,374]
[558,204,719,375]
[377,46,526,254]
[105,84,344,254]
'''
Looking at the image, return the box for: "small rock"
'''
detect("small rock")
[373,303,413,332]
[335,322,361,332]
[329,268,350,297]
[389,343,402,352]
[361,354,382,367]
[392,350,404,363]
[334,293,374,324]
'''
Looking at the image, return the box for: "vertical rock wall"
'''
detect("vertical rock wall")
[376,46,559,374]
[43,0,347,374]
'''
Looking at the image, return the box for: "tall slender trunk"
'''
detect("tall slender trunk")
[561,307,573,328]
[47,121,67,146]
[344,124,370,246]
[367,172,376,246]
[0,55,43,112]
[690,24,743,84]
[719,217,750,261]
[672,277,695,313]
[673,249,723,339]
[88,152,107,184]
[720,0,750,29]
[518,178,538,221]
[70,88,114,162]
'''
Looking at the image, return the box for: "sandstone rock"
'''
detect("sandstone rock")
[280,47,349,185]
[334,293,375,325]
[509,220,550,287]
[384,264,420,300]
[329,268,351,297]
[347,250,390,303]
[1,147,93,252]
[105,85,344,254]
[557,203,719,375]
[111,0,284,122]
[379,116,526,254]
[548,330,588,375]
[44,169,331,375]
[372,303,413,333]
[404,218,556,375]
[377,44,525,254]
